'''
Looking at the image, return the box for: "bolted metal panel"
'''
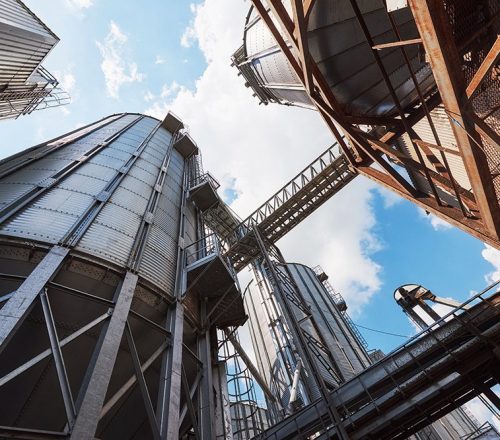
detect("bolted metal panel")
[238,0,434,116]
[0,115,190,297]
[139,146,184,297]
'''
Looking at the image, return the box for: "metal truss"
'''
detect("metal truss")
[259,285,500,439]
[213,143,355,271]
[248,0,500,250]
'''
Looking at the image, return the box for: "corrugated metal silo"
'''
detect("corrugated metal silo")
[0,112,246,439]
[0,0,70,120]
[234,0,434,116]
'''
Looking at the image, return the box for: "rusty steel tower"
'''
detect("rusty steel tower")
[233,0,500,251]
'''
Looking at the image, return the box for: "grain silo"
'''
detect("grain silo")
[0,111,246,439]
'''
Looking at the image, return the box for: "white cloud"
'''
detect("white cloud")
[481,245,500,284]
[160,82,181,99]
[144,0,393,316]
[65,0,93,10]
[180,4,199,48]
[418,208,453,231]
[144,91,155,102]
[96,21,144,99]
[52,67,77,116]
[155,55,167,65]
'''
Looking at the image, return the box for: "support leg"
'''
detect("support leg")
[70,272,138,440]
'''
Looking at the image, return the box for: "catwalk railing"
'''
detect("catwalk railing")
[211,143,356,271]
[257,283,500,439]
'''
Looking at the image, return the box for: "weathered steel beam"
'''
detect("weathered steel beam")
[291,0,313,93]
[70,272,138,440]
[408,0,500,242]
[372,38,422,50]
[466,35,500,98]
[0,246,69,355]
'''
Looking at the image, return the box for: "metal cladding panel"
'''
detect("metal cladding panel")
[139,226,177,293]
[0,188,93,242]
[77,221,136,265]
[127,159,158,187]
[0,114,135,180]
[119,175,152,206]
[139,144,184,296]
[110,186,148,217]
[0,205,77,243]
[0,0,56,40]
[286,263,371,378]
[41,114,125,149]
[242,0,435,116]
[0,182,33,208]
[58,172,108,197]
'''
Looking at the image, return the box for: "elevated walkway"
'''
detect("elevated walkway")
[215,145,356,271]
[257,290,500,439]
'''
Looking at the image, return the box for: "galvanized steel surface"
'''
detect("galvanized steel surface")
[0,0,68,119]
[0,113,191,299]
[239,0,435,116]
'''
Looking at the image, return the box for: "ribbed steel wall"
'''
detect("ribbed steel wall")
[0,0,63,119]
[245,261,372,415]
[239,0,434,116]
[0,112,192,299]
[285,263,371,378]
[0,112,204,438]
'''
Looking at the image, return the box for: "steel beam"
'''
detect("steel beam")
[198,302,216,440]
[125,322,160,440]
[0,312,109,388]
[157,302,184,440]
[40,289,76,428]
[70,271,138,440]
[466,36,500,98]
[100,342,167,419]
[408,0,500,241]
[0,246,69,355]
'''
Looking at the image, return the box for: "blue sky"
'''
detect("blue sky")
[3,0,499,360]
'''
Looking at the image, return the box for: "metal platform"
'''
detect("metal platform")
[161,111,184,133]
[184,236,247,329]
[173,133,199,159]
[188,173,220,212]
[257,289,500,439]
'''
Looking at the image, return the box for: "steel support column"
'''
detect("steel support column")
[408,0,500,241]
[0,246,69,354]
[198,301,216,440]
[70,271,138,440]
[156,302,185,440]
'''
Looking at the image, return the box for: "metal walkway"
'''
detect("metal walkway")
[257,289,500,440]
[202,144,356,271]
